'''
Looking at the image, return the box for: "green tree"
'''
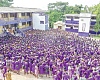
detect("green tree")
[48,2,69,28]
[94,10,100,35]
[74,4,83,14]
[0,0,13,7]
[48,10,62,28]
[89,3,100,14]
[48,2,68,12]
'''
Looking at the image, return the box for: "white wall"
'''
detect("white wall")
[78,13,91,33]
[18,13,21,18]
[54,24,58,29]
[32,13,46,30]
[0,14,1,18]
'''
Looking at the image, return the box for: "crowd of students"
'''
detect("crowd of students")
[0,29,100,80]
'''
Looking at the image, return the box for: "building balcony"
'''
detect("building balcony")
[19,26,33,32]
[0,17,32,26]
[9,17,15,21]
[15,17,32,22]
[65,20,96,26]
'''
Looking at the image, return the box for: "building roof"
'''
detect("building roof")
[63,14,80,17]
[0,7,47,13]
[54,21,65,25]
[63,13,96,17]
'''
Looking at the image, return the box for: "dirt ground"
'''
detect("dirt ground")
[11,72,53,80]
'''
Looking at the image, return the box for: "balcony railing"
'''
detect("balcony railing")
[0,17,32,26]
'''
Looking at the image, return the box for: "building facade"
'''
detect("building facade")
[0,7,49,35]
[64,14,98,34]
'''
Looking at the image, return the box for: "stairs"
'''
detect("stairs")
[16,29,25,37]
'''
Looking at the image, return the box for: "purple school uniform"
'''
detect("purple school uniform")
[11,61,15,70]
[32,63,35,73]
[74,76,78,80]
[24,62,29,72]
[29,62,32,71]
[39,65,44,74]
[15,62,20,71]
[52,70,57,75]
[88,77,96,80]
[63,74,70,80]
[85,70,91,79]
[54,75,58,80]
[59,62,63,68]
[56,71,62,80]
[64,63,68,71]
[96,75,100,80]
[3,66,7,77]
[44,65,49,74]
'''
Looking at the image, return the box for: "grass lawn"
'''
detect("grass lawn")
[93,35,100,39]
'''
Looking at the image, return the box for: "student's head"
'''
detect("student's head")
[7,70,10,73]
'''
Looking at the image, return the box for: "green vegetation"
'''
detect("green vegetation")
[93,35,100,39]
[94,4,100,36]
[0,0,13,7]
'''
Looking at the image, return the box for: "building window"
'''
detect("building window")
[91,16,96,20]
[1,13,8,18]
[74,26,78,29]
[66,16,72,19]
[66,25,72,27]
[21,13,25,16]
[10,13,15,17]
[27,21,32,26]
[22,22,26,25]
[40,21,44,24]
[27,13,31,16]
[74,17,79,19]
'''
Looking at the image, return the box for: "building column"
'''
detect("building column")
[8,13,10,20]
[26,22,29,27]
[25,13,27,18]
[0,14,1,18]
[0,26,3,33]
[18,23,22,28]
[18,13,21,18]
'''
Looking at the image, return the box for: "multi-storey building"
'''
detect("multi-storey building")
[63,14,98,34]
[0,7,49,36]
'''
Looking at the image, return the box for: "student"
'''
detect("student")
[35,65,39,78]
[3,66,7,80]
[5,70,12,80]
[62,72,70,80]
[0,69,3,80]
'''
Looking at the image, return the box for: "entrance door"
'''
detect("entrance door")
[58,26,62,29]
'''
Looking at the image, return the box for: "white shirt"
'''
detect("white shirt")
[0,70,3,79]
[88,59,91,65]
[35,66,38,74]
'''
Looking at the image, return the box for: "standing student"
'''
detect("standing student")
[23,61,28,74]
[0,69,3,80]
[35,65,39,78]
[5,70,12,80]
[3,66,7,80]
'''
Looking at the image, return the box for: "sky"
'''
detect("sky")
[13,0,100,10]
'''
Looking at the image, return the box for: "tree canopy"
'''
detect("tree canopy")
[0,0,13,7]
[94,4,100,34]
